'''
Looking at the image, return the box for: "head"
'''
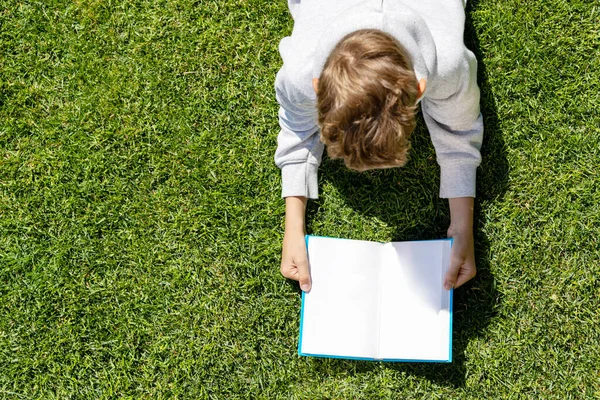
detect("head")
[315,29,424,171]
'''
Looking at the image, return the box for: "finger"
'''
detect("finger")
[454,265,477,288]
[296,257,311,292]
[443,258,461,290]
[280,263,298,281]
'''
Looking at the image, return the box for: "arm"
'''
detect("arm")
[421,50,482,289]
[274,68,323,291]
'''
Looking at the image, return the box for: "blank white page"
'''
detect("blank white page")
[377,240,451,361]
[300,236,383,359]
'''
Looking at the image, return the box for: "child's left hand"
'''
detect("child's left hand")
[444,227,476,290]
[444,197,477,290]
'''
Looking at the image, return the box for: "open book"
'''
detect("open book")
[299,235,453,362]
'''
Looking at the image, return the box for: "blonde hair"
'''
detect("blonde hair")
[317,29,419,171]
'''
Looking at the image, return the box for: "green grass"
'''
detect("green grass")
[0,0,599,398]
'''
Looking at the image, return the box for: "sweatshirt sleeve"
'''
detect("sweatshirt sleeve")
[421,49,483,199]
[274,68,324,199]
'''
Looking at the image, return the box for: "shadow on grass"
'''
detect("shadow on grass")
[301,1,508,388]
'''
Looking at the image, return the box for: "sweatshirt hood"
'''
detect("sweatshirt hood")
[312,1,438,100]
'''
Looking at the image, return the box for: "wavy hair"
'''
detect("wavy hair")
[317,29,419,171]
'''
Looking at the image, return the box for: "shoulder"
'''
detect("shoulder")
[278,0,372,99]
[275,67,317,109]
[278,37,317,100]
[428,47,477,100]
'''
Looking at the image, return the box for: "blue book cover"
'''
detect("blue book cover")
[298,235,453,363]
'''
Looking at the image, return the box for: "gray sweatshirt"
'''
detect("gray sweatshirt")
[274,0,482,199]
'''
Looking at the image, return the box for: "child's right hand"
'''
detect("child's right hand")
[280,230,311,292]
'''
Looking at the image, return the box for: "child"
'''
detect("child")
[275,0,482,292]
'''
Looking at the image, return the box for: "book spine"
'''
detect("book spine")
[374,243,391,359]
[442,240,453,362]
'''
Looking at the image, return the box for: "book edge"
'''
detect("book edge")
[304,235,453,246]
[298,352,451,363]
[448,238,454,363]
[297,235,310,356]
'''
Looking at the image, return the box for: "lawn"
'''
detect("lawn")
[1,0,599,398]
